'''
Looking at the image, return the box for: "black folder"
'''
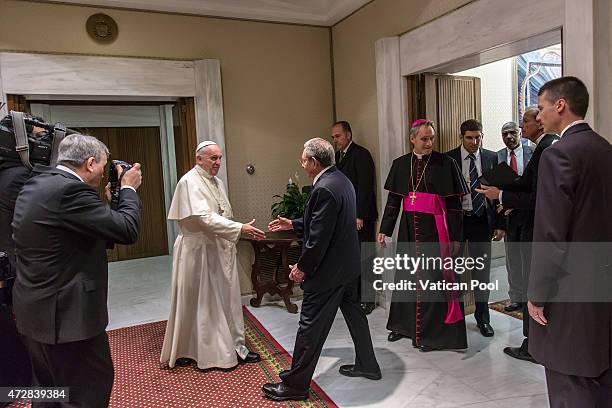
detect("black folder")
[479,162,520,189]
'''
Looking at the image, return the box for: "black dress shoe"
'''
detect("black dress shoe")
[477,322,494,337]
[504,302,521,312]
[262,382,308,401]
[175,358,193,367]
[503,346,537,364]
[238,351,261,364]
[387,331,406,342]
[339,364,382,380]
[418,345,438,353]
[360,302,376,315]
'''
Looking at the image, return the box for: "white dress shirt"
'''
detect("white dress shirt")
[460,146,482,211]
[313,166,332,186]
[560,120,588,138]
[505,143,525,176]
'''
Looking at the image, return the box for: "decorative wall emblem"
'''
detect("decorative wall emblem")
[86,13,118,44]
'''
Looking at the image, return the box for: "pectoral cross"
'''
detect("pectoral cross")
[409,192,417,205]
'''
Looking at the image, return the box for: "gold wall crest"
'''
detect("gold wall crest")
[86,13,118,44]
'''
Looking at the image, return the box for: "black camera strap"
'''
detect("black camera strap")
[9,111,32,170]
[51,123,67,167]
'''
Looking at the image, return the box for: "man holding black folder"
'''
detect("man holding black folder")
[496,122,533,314]
[477,107,558,363]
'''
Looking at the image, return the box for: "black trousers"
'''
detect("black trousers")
[280,279,379,391]
[25,331,114,408]
[504,213,526,303]
[358,219,376,304]
[545,367,612,408]
[461,212,492,325]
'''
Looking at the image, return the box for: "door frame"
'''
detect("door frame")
[30,103,179,253]
[0,53,228,187]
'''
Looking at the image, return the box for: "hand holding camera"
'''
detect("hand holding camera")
[121,163,142,190]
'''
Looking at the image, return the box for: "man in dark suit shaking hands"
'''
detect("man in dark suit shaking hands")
[264,138,380,401]
[12,134,142,407]
[331,121,378,314]
[527,76,612,407]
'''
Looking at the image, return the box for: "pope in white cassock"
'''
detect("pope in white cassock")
[160,141,266,370]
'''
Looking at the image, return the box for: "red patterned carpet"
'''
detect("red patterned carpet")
[489,300,523,320]
[8,307,336,408]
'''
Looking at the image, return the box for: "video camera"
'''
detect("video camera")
[0,111,75,169]
[108,160,133,210]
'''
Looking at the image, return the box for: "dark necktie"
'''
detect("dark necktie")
[468,153,485,216]
[338,151,346,164]
[509,150,518,173]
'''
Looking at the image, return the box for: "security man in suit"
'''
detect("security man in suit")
[264,138,380,401]
[12,134,142,407]
[496,121,534,313]
[478,108,559,363]
[528,76,612,407]
[446,119,503,338]
[331,121,378,314]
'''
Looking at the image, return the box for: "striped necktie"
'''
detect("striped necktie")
[468,153,485,216]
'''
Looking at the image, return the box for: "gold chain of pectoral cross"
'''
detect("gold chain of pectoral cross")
[198,173,225,215]
[409,153,432,204]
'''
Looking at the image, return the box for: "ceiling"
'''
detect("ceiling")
[39,0,373,26]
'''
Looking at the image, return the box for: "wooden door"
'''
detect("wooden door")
[406,74,482,315]
[81,127,168,262]
[172,97,198,179]
[407,74,481,153]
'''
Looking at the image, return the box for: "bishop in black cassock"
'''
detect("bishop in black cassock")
[379,148,469,351]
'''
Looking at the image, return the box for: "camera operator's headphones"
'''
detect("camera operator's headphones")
[10,110,68,170]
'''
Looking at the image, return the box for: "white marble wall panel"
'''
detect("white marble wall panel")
[194,59,228,186]
[0,53,195,97]
[375,37,406,310]
[399,0,564,76]
[30,104,161,128]
[0,60,6,117]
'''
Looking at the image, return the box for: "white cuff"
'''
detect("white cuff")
[120,185,137,192]
[499,190,503,203]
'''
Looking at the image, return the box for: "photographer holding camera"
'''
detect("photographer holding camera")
[11,133,142,407]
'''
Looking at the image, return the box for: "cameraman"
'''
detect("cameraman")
[11,134,142,407]
[0,161,32,392]
[0,117,48,392]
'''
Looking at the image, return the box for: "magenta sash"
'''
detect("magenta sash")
[403,191,463,324]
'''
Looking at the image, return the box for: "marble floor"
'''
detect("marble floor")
[107,255,549,407]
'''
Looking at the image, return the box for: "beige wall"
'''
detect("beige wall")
[332,0,474,204]
[0,0,333,231]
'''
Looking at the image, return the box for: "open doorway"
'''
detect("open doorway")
[8,98,199,262]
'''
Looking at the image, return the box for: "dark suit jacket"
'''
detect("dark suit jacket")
[0,163,31,271]
[528,123,612,377]
[446,147,501,234]
[335,142,378,221]
[500,134,558,232]
[496,143,534,174]
[11,166,141,344]
[292,167,360,292]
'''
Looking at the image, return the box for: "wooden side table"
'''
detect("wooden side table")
[242,231,301,313]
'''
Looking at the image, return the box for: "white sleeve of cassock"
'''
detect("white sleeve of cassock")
[196,213,243,243]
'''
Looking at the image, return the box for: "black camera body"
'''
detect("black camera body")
[109,160,132,210]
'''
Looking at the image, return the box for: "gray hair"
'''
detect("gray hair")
[57,134,109,167]
[303,137,335,167]
[409,120,435,138]
[523,106,540,119]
